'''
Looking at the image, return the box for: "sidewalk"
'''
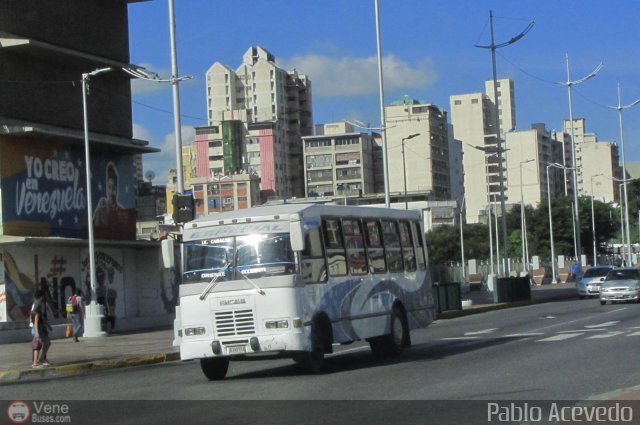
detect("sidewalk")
[0,282,577,383]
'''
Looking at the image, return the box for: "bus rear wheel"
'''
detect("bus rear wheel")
[369,307,408,358]
[200,357,229,380]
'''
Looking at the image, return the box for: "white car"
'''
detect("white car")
[576,265,614,298]
[599,268,640,305]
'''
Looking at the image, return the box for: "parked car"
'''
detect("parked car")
[576,265,615,298]
[599,268,640,305]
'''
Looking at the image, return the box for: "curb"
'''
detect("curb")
[436,293,577,320]
[0,351,180,383]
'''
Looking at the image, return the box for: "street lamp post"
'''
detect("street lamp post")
[547,162,574,284]
[590,174,603,266]
[475,11,534,278]
[519,159,534,274]
[82,67,112,338]
[401,133,420,209]
[558,55,603,266]
[459,197,466,281]
[374,0,391,208]
[607,84,640,266]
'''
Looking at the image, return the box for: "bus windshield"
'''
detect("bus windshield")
[183,233,295,283]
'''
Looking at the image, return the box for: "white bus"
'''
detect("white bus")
[170,203,435,380]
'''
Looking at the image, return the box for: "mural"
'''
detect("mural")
[80,248,123,320]
[0,138,136,240]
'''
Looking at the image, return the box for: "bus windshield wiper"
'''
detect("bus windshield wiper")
[238,268,266,295]
[199,262,230,301]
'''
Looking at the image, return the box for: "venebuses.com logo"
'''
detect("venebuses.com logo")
[7,401,30,424]
[6,400,72,423]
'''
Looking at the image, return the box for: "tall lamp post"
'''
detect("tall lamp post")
[607,84,640,266]
[471,145,509,275]
[459,197,466,281]
[590,174,603,266]
[82,67,112,338]
[401,133,420,209]
[547,162,574,284]
[519,159,534,274]
[557,55,603,266]
[475,11,534,278]
[374,0,391,207]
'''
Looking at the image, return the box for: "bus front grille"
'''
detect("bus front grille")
[214,309,255,337]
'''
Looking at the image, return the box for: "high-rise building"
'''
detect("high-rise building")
[302,122,375,198]
[385,98,452,201]
[563,118,619,202]
[205,46,312,200]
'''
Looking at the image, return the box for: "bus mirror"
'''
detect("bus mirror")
[289,216,304,252]
[161,239,175,269]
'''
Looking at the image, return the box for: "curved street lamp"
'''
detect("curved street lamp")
[606,84,640,266]
[557,56,603,265]
[475,11,534,277]
[401,133,420,209]
[546,162,574,284]
[82,67,112,338]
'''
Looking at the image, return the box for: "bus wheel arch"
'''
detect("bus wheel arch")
[296,313,333,374]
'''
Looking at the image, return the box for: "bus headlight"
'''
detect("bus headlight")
[184,327,206,336]
[265,320,289,329]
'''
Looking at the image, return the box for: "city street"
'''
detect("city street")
[3,298,640,423]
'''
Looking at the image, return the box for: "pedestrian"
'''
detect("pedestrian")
[31,290,52,368]
[66,289,85,342]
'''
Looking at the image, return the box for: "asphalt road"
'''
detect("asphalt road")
[3,297,640,424]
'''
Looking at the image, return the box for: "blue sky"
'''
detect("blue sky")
[128,1,640,182]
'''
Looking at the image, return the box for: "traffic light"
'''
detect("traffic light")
[172,193,195,224]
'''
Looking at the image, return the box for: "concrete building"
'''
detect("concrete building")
[302,122,375,199]
[503,124,565,208]
[0,1,178,331]
[205,46,313,199]
[385,98,452,202]
[189,174,261,217]
[563,118,619,203]
[450,85,502,223]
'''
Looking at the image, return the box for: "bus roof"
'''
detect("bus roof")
[185,203,421,230]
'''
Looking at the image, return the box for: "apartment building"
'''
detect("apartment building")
[205,46,312,199]
[503,124,565,207]
[563,118,619,202]
[302,122,375,198]
[385,98,453,202]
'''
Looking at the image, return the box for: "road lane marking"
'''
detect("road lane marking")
[528,308,626,334]
[627,331,640,336]
[442,336,481,341]
[587,331,624,339]
[585,321,620,328]
[537,333,583,342]
[503,333,545,338]
[464,328,498,336]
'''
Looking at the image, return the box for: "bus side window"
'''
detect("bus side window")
[399,221,416,272]
[322,218,347,277]
[343,218,367,275]
[414,222,426,270]
[364,219,386,273]
[381,220,403,272]
[301,227,327,283]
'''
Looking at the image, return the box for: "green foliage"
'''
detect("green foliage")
[426,195,620,265]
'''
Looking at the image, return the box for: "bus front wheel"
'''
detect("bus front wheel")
[295,323,325,374]
[200,357,229,380]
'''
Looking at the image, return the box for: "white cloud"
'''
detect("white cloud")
[281,53,437,98]
[136,124,195,182]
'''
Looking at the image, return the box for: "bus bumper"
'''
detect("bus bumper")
[180,332,306,360]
